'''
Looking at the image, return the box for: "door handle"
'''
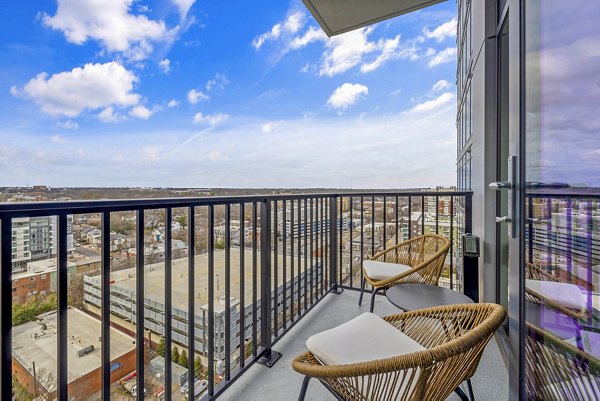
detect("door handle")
[489,181,512,191]
[496,216,512,223]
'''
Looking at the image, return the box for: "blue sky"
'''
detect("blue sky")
[0,0,458,188]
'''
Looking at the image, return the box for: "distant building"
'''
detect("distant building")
[12,258,76,302]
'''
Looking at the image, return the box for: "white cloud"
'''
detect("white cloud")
[187,89,209,104]
[56,120,79,130]
[408,92,454,113]
[261,122,279,133]
[252,11,306,49]
[290,26,326,49]
[205,73,230,91]
[428,47,457,67]
[98,106,124,123]
[207,150,225,161]
[432,79,451,91]
[51,134,66,144]
[170,0,196,19]
[142,146,160,163]
[327,83,368,111]
[167,99,180,108]
[193,112,229,125]
[360,36,403,73]
[158,59,171,74]
[129,105,153,119]
[13,62,140,117]
[42,0,177,61]
[423,18,457,42]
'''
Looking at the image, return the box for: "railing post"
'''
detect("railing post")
[0,218,13,401]
[462,193,479,301]
[329,196,343,294]
[257,199,281,367]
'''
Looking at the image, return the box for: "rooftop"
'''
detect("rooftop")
[12,308,135,392]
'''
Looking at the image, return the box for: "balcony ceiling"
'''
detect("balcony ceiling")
[302,0,447,36]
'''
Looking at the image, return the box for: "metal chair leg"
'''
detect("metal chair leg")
[454,387,470,401]
[467,379,475,401]
[358,277,366,306]
[298,376,312,401]
[369,287,380,313]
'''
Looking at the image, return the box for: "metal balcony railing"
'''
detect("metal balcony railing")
[0,190,472,401]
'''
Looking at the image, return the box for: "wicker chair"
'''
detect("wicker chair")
[525,263,588,320]
[526,322,600,400]
[292,303,505,401]
[359,234,451,312]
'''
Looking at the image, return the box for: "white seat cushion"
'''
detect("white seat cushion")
[526,279,587,310]
[306,312,425,366]
[363,260,412,281]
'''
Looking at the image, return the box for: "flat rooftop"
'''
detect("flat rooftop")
[12,308,135,392]
[102,249,314,309]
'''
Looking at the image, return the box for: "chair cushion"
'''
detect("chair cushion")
[526,279,587,310]
[306,312,425,366]
[363,260,412,281]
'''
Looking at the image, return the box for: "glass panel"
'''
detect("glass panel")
[524,1,600,398]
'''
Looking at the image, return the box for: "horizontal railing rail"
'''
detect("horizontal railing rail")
[0,190,472,401]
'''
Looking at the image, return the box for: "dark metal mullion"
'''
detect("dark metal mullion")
[208,205,215,396]
[252,202,258,356]
[225,204,231,380]
[360,197,364,278]
[383,196,387,251]
[135,209,145,401]
[239,203,246,368]
[395,195,399,245]
[273,201,278,337]
[0,218,12,401]
[435,195,439,234]
[164,208,173,401]
[421,196,425,235]
[187,206,195,390]
[282,199,287,328]
[57,213,68,401]
[101,212,111,399]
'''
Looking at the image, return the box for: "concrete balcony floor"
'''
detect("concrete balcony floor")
[222,289,508,401]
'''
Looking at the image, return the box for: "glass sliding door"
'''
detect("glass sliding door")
[523,1,600,399]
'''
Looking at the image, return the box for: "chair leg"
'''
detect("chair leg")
[358,277,366,306]
[298,376,312,401]
[467,379,475,401]
[454,387,470,401]
[369,287,380,313]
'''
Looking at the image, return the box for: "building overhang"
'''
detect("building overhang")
[302,0,447,36]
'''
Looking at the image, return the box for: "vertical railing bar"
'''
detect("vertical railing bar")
[297,200,302,316]
[208,205,215,396]
[164,208,173,401]
[395,195,399,245]
[325,198,329,288]
[371,196,375,257]
[408,196,412,239]
[259,200,274,360]
[273,201,279,337]
[528,196,533,264]
[329,197,338,291]
[309,198,314,305]
[252,202,258,356]
[349,197,353,287]
[0,218,13,401]
[320,197,325,296]
[450,196,454,290]
[339,197,343,285]
[225,204,231,380]
[101,212,111,400]
[304,199,308,310]
[187,206,196,390]
[290,200,295,322]
[360,197,364,280]
[421,196,425,235]
[282,199,288,328]
[135,209,145,401]
[435,195,439,234]
[383,195,387,252]
[314,198,319,297]
[239,203,246,368]
[57,213,68,401]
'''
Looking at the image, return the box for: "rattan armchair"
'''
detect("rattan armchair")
[525,262,588,320]
[292,303,505,401]
[526,322,600,400]
[359,234,450,312]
